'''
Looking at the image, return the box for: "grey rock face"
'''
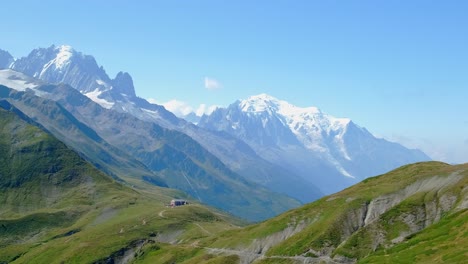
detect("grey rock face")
[111,71,136,98]
[11,45,111,93]
[0,49,14,69]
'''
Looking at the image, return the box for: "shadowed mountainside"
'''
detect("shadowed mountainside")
[0,101,240,263]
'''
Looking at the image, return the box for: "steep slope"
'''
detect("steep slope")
[199,94,430,194]
[0,76,300,222]
[174,161,466,263]
[7,46,324,203]
[0,101,240,263]
[0,81,167,188]
[0,49,14,69]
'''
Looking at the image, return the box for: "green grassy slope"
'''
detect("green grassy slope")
[168,161,467,263]
[0,101,238,263]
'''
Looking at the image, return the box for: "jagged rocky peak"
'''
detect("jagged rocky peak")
[112,71,136,97]
[10,44,110,93]
[12,45,75,74]
[0,49,14,69]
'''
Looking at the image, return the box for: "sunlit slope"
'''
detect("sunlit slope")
[179,161,467,263]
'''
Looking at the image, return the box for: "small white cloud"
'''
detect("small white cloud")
[162,99,194,116]
[204,77,222,90]
[149,98,218,118]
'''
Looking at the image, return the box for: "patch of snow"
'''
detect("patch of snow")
[84,89,114,109]
[7,59,15,69]
[142,108,158,115]
[0,69,42,92]
[330,117,352,160]
[141,108,163,120]
[95,79,107,86]
[262,117,268,128]
[54,45,73,69]
[39,45,73,78]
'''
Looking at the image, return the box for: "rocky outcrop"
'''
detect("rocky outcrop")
[364,173,463,225]
[93,239,151,264]
[330,172,466,260]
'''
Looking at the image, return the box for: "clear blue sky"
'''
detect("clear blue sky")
[2,1,468,163]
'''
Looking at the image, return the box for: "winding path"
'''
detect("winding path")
[158,210,166,218]
[195,223,212,235]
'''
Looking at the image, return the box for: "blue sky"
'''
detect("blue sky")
[2,1,468,163]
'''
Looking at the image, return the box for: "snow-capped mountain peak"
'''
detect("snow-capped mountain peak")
[199,94,430,193]
[11,45,110,93]
[6,45,182,126]
[239,93,281,113]
[9,44,142,110]
[239,93,349,136]
[205,94,379,179]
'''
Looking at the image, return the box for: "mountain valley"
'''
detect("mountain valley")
[0,45,465,264]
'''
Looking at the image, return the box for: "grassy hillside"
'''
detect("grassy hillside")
[153,161,467,263]
[0,101,239,263]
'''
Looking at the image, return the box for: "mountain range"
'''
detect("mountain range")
[3,45,325,205]
[0,45,466,264]
[1,45,429,215]
[2,45,430,196]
